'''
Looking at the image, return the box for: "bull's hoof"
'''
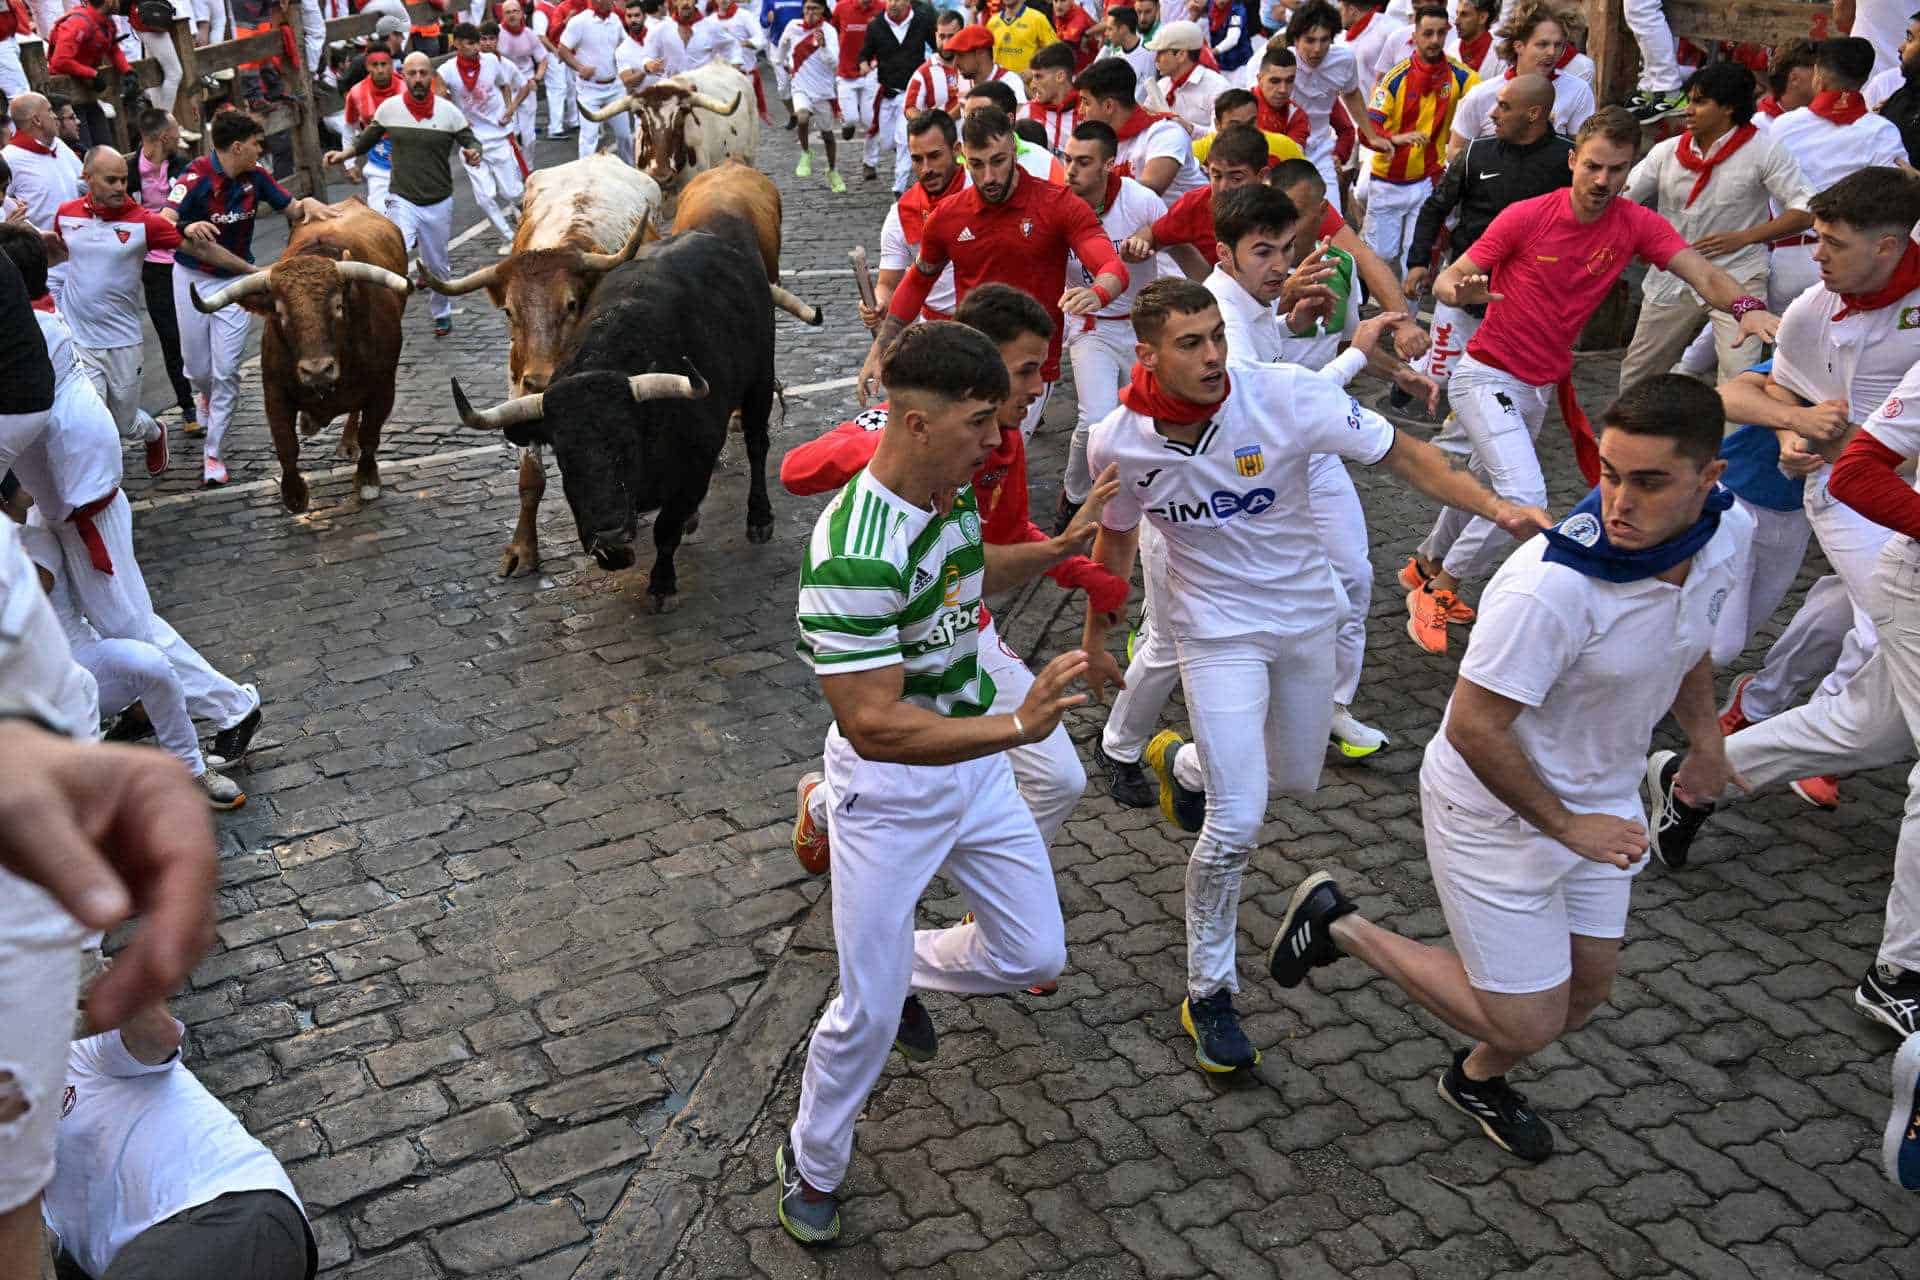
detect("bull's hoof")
[281,474,309,513]
[498,541,540,577]
[681,510,701,537]
[648,591,679,614]
[299,412,324,438]
[336,436,361,462]
[359,483,381,501]
[747,520,774,545]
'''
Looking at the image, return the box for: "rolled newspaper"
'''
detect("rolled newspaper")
[849,246,879,313]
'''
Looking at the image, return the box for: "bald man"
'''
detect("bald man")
[2,94,85,303]
[328,52,481,337]
[1403,74,1571,398]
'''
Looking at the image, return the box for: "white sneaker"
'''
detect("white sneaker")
[199,769,246,810]
[1329,706,1388,759]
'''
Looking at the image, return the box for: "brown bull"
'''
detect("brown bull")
[662,161,823,326]
[190,198,410,513]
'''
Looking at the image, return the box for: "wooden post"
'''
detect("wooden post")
[169,18,205,149]
[1583,0,1630,107]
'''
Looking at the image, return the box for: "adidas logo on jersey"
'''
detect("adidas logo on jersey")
[910,566,935,595]
[956,227,976,242]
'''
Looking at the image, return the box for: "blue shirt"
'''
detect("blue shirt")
[164,152,292,278]
[1716,360,1805,513]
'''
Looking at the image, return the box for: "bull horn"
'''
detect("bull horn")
[579,216,652,274]
[416,261,501,296]
[190,271,271,312]
[580,94,636,122]
[336,261,412,295]
[451,376,546,430]
[770,284,824,327]
[690,91,742,116]
[628,360,709,402]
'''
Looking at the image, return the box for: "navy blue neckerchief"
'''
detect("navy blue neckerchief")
[1540,485,1734,583]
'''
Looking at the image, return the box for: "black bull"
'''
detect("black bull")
[452,221,777,609]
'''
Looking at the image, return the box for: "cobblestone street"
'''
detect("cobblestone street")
[111,108,1920,1280]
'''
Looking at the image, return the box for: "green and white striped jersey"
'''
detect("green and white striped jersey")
[795,470,996,718]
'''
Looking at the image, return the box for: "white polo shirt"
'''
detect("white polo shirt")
[1087,360,1395,641]
[52,197,184,351]
[1290,44,1360,143]
[1450,72,1595,145]
[2,138,85,231]
[6,311,122,522]
[1203,264,1366,384]
[1421,502,1755,824]
[1764,107,1908,197]
[1770,280,1920,428]
[43,1026,308,1280]
[439,52,520,141]
[562,9,633,86]
[1068,175,1165,318]
[1160,63,1233,135]
[1339,14,1411,88]
[640,15,724,77]
[1116,114,1205,206]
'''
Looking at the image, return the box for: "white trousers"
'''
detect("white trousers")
[300,0,324,76]
[0,37,26,99]
[1418,352,1552,583]
[1745,573,1871,722]
[576,83,632,162]
[1767,243,1818,315]
[173,264,252,459]
[1305,130,1339,195]
[836,71,877,137]
[1178,623,1338,999]
[365,164,392,217]
[390,195,454,321]
[546,61,578,134]
[0,869,85,1214]
[1721,543,1920,972]
[463,137,524,240]
[1359,176,1428,282]
[790,731,1065,1191]
[1101,522,1179,763]
[1625,0,1682,92]
[76,634,205,774]
[75,344,156,443]
[868,89,902,170]
[1065,317,1135,503]
[514,95,538,156]
[193,0,229,43]
[1420,297,1479,387]
[1729,495,1812,653]
[1310,453,1370,707]
[50,496,256,729]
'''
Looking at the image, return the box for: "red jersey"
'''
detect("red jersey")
[779,411,1129,613]
[903,56,963,116]
[1256,96,1311,145]
[0,0,30,40]
[832,0,882,79]
[1152,187,1218,266]
[48,6,130,81]
[345,72,405,128]
[893,171,1127,381]
[1051,5,1095,71]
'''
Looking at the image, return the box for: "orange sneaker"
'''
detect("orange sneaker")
[793,771,829,874]
[1406,585,1457,655]
[1790,774,1840,810]
[1398,556,1429,591]
[1718,672,1754,737]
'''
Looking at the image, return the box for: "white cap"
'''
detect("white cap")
[1146,20,1205,53]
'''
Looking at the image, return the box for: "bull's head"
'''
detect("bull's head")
[191,256,410,398]
[449,361,709,570]
[585,84,741,186]
[415,220,650,395]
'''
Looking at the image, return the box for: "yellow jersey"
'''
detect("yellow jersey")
[988,6,1057,74]
[1366,56,1477,183]
[1192,129,1307,169]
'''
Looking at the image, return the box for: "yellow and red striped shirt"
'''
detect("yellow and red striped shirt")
[1366,55,1476,183]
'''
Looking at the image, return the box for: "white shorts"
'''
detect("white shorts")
[1420,775,1634,996]
[793,88,835,118]
[0,869,86,1213]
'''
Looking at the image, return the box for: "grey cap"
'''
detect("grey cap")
[374,15,409,35]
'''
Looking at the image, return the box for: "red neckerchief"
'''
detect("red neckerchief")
[1456,29,1490,70]
[1505,63,1555,81]
[1343,10,1372,40]
[1029,90,1078,117]
[1206,0,1231,35]
[80,194,130,220]
[1834,241,1920,322]
[1394,54,1455,173]
[1675,122,1757,207]
[1808,89,1868,126]
[792,16,824,71]
[981,424,1018,476]
[1554,42,1576,71]
[29,293,54,313]
[1115,105,1172,141]
[709,0,737,15]
[1120,363,1227,425]
[400,86,438,121]
[898,167,966,243]
[504,15,526,32]
[456,53,484,95]
[1165,62,1203,106]
[677,16,698,40]
[1256,96,1298,135]
[10,133,55,156]
[1097,170,1123,213]
[1755,93,1783,118]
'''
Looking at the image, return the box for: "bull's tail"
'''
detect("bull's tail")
[770,284,824,327]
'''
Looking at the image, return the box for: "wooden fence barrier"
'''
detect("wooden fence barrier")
[1582,0,1840,106]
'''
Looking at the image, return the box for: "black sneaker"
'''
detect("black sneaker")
[775,1141,840,1244]
[1266,870,1355,988]
[783,115,798,131]
[1094,739,1156,808]
[1645,750,1712,869]
[1180,990,1259,1072]
[104,706,155,743]
[1858,963,1920,1037]
[1388,385,1414,411]
[1626,89,1685,123]
[207,688,261,770]
[840,123,855,141]
[1053,489,1082,537]
[894,994,937,1062]
[1145,730,1204,833]
[1438,1048,1554,1162]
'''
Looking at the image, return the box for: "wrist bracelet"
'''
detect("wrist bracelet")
[1090,281,1113,307]
[1012,712,1028,741]
[1728,295,1766,320]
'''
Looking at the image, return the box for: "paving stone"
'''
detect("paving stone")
[429,1200,588,1274]
[505,1118,651,1195]
[351,1160,516,1249]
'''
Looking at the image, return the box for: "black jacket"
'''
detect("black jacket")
[1883,77,1920,167]
[1407,130,1575,272]
[861,3,939,95]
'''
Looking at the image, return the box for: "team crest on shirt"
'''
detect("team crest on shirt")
[1020,218,1034,238]
[960,509,981,543]
[942,563,962,605]
[1559,512,1602,547]
[1901,308,1920,331]
[1885,397,1905,421]
[1233,444,1265,477]
[61,1085,75,1118]
[1708,587,1729,626]
[1583,245,1619,277]
[114,228,130,243]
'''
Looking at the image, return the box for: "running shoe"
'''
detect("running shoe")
[1437,1047,1554,1162]
[1406,584,1460,655]
[861,164,877,181]
[1266,870,1355,988]
[783,115,798,131]
[1644,750,1713,869]
[434,316,453,338]
[1093,739,1156,808]
[794,152,813,177]
[1627,89,1686,123]
[895,994,938,1062]
[199,769,245,811]
[206,689,261,769]
[1398,555,1428,592]
[1053,490,1081,537]
[179,415,203,438]
[775,1141,840,1244]
[144,416,169,476]
[1884,1032,1920,1189]
[827,170,848,194]
[1718,671,1754,737]
[1180,990,1259,1072]
[1858,963,1920,1037]
[1790,774,1841,810]
[840,123,856,141]
[792,771,829,875]
[1145,730,1204,832]
[202,453,228,487]
[1330,705,1388,759]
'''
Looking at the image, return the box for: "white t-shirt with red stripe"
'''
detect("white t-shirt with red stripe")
[1115,114,1205,208]
[51,197,182,350]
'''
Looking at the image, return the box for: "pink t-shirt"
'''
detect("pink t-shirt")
[136,152,175,266]
[1465,190,1688,386]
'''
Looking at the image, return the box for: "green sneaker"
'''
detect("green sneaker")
[828,169,848,194]
[794,152,813,178]
[775,1141,840,1244]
